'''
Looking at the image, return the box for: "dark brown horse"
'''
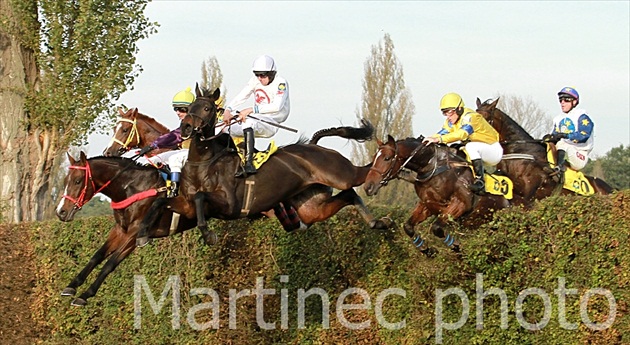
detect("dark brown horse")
[102,108,169,157]
[55,152,198,306]
[136,85,391,246]
[476,98,614,204]
[364,135,511,255]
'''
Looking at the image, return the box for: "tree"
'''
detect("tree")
[351,33,416,207]
[200,55,224,94]
[491,93,552,139]
[583,144,630,190]
[0,0,157,222]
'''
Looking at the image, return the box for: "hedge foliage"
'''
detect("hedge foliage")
[28,191,629,344]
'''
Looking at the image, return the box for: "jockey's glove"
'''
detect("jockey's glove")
[542,133,568,143]
[138,145,153,156]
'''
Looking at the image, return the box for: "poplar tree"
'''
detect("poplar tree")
[0,0,157,222]
[352,33,416,207]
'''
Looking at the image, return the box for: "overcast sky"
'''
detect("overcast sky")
[89,1,630,160]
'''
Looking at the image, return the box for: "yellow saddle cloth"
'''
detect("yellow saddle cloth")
[483,173,513,199]
[546,144,594,196]
[232,136,279,169]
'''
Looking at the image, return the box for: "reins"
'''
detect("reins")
[62,159,137,210]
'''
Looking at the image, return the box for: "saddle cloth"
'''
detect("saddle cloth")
[232,137,279,169]
[546,143,594,196]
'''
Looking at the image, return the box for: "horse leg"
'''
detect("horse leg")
[136,197,169,247]
[403,202,437,257]
[61,224,122,297]
[72,231,137,306]
[193,192,218,246]
[431,215,461,253]
[343,189,392,229]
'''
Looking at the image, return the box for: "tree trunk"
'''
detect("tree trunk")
[1,0,59,223]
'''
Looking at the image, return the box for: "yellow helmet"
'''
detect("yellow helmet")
[172,87,195,107]
[440,93,465,110]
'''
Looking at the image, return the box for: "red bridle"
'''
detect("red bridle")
[62,161,111,210]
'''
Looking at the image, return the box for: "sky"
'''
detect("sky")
[88,1,630,160]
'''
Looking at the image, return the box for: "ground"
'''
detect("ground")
[0,224,44,344]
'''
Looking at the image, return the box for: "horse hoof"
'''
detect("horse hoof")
[203,232,218,246]
[136,236,151,247]
[421,247,438,258]
[370,217,393,230]
[61,287,76,297]
[71,297,87,307]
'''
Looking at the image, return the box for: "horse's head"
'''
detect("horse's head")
[103,108,140,156]
[364,135,400,196]
[56,151,94,221]
[181,83,220,139]
[476,97,534,141]
[476,97,500,127]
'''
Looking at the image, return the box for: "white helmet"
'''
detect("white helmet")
[252,55,277,72]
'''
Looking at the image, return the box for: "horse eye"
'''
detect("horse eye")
[204,107,209,111]
[384,157,391,161]
[75,179,81,185]
[123,128,128,133]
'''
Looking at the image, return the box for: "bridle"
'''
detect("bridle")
[62,159,134,210]
[370,141,465,186]
[108,118,140,154]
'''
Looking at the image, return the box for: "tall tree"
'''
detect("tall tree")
[0,0,157,222]
[200,55,225,108]
[351,33,416,207]
[492,93,551,139]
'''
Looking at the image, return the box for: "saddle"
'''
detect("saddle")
[545,143,594,195]
[232,137,279,169]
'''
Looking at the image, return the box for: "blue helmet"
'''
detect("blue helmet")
[557,86,579,101]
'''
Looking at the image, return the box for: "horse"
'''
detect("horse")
[475,98,614,202]
[363,135,511,256]
[102,108,169,157]
[55,152,199,306]
[136,85,392,246]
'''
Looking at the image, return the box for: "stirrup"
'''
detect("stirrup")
[469,179,485,193]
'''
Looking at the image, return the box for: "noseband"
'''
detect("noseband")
[108,118,139,154]
[370,142,446,185]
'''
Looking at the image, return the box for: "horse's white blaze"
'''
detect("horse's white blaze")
[103,122,124,151]
[56,183,70,213]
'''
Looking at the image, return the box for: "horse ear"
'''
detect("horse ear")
[387,134,395,144]
[492,97,500,107]
[376,138,383,146]
[476,97,482,108]
[79,151,88,163]
[213,87,221,100]
[67,152,76,165]
[118,107,125,117]
[195,82,202,98]
[131,108,138,118]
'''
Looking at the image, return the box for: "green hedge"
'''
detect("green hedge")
[29,191,629,344]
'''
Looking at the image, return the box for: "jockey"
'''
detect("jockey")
[222,55,290,177]
[422,93,503,193]
[543,87,594,172]
[138,87,195,198]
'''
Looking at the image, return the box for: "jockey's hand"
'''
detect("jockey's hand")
[553,133,568,141]
[237,108,253,122]
[222,109,234,125]
[422,136,440,146]
[138,145,153,156]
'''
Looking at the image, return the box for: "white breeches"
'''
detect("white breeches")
[465,141,503,166]
[556,141,589,170]
[134,149,189,173]
[222,116,279,138]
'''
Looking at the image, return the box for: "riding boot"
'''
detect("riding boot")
[470,159,485,193]
[554,149,567,173]
[168,172,180,198]
[236,128,257,177]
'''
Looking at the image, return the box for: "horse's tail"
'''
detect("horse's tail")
[587,175,617,194]
[308,119,374,145]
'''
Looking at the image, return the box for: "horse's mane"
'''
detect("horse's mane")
[479,99,534,141]
[133,111,169,133]
[87,155,157,171]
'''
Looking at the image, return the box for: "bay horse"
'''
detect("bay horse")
[102,108,169,157]
[475,98,614,204]
[364,135,511,256]
[136,85,391,246]
[55,112,380,305]
[55,152,198,306]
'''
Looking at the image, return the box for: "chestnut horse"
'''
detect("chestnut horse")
[476,98,614,204]
[136,85,391,246]
[102,108,170,157]
[364,135,511,256]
